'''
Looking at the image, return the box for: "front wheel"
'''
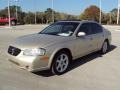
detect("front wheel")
[51,51,70,75]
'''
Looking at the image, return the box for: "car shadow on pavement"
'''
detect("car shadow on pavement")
[68,45,117,72]
[33,45,116,77]
[33,70,54,77]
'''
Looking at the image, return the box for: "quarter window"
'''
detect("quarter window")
[90,23,103,34]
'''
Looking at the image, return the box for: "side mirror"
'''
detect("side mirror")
[77,32,86,37]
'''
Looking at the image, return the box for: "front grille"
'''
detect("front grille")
[8,46,21,56]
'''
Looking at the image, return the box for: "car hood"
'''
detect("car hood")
[11,33,71,49]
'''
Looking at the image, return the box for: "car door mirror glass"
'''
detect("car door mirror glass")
[77,32,86,37]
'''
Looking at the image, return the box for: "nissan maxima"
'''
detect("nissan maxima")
[7,20,112,75]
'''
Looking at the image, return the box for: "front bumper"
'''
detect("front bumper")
[7,50,50,72]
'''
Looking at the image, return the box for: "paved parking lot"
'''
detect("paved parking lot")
[0,25,120,90]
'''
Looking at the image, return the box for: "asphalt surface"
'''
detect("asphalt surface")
[0,25,120,90]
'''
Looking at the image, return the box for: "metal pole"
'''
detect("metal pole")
[117,0,120,24]
[15,0,18,21]
[110,12,112,24]
[99,0,102,24]
[52,0,54,23]
[35,11,37,24]
[8,0,11,27]
[34,0,37,24]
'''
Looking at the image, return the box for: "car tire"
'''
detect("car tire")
[51,51,70,75]
[11,20,16,26]
[100,41,109,54]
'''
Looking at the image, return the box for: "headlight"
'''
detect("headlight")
[23,48,46,56]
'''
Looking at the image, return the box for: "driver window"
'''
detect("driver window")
[78,23,91,35]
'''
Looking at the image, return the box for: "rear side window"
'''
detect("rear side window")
[90,23,103,34]
[78,23,91,35]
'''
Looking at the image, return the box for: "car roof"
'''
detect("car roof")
[58,20,99,24]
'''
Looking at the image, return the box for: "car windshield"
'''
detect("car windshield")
[39,22,79,36]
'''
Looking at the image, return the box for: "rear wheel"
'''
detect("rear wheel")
[100,41,109,54]
[51,51,70,75]
[11,20,16,26]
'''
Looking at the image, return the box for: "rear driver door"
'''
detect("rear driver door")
[90,23,104,51]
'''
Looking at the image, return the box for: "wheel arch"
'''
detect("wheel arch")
[104,39,110,46]
[48,48,73,69]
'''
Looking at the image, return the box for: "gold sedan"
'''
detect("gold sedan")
[7,20,111,75]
